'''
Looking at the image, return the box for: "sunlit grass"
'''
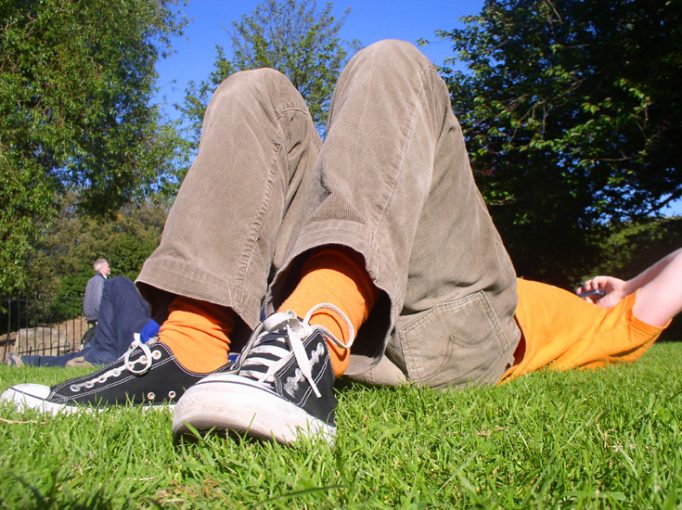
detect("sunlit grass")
[0,343,680,508]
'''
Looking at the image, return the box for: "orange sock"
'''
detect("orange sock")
[159,296,233,373]
[279,248,378,377]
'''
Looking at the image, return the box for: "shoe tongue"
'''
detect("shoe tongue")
[262,311,296,331]
[258,330,289,350]
[237,330,291,380]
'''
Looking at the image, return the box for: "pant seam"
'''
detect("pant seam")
[276,105,310,118]
[367,63,435,277]
[234,133,284,311]
[236,102,311,312]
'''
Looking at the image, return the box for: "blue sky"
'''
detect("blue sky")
[154,0,680,216]
[154,0,483,116]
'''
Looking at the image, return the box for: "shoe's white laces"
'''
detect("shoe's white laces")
[69,334,155,393]
[239,303,355,398]
[303,302,355,351]
[124,334,154,375]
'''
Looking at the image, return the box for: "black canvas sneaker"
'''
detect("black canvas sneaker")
[172,303,355,445]
[0,337,218,414]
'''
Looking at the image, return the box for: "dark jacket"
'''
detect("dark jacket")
[83,273,106,321]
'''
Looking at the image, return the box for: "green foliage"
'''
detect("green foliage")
[180,0,356,152]
[588,217,682,279]
[1,343,681,507]
[0,150,52,294]
[23,192,166,317]
[439,0,682,286]
[0,0,186,294]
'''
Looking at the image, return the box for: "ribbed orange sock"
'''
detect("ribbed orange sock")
[158,296,233,373]
[279,248,378,377]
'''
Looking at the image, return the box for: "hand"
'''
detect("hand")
[576,276,627,308]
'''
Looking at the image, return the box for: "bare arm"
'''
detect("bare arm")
[578,247,682,327]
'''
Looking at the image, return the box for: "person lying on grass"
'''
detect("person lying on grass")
[1,40,680,447]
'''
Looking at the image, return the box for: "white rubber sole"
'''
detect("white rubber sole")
[0,384,77,415]
[0,384,175,414]
[172,375,335,445]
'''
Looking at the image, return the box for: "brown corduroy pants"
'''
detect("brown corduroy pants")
[137,40,520,388]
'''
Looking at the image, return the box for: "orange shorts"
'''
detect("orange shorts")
[500,278,666,383]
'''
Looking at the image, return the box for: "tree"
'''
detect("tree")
[24,192,167,316]
[0,0,186,294]
[180,0,356,151]
[0,150,52,294]
[439,0,682,286]
[587,216,682,284]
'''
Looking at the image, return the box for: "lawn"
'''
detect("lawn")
[0,343,680,509]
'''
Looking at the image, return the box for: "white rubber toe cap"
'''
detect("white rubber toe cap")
[1,384,53,412]
[3,383,51,399]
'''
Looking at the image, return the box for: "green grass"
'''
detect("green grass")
[0,343,680,509]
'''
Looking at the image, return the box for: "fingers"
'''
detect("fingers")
[577,288,606,303]
[576,280,590,295]
[576,276,609,303]
[576,276,626,308]
[577,277,596,294]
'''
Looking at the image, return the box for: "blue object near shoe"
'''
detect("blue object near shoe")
[139,319,160,343]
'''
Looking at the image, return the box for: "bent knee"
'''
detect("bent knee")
[214,67,289,94]
[359,39,432,67]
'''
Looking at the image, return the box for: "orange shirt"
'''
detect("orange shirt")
[500,278,665,383]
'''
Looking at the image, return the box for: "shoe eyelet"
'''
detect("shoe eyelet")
[168,390,176,399]
[152,350,162,360]
[147,392,155,400]
[140,356,147,364]
[70,384,80,392]
[98,376,107,383]
[113,369,121,377]
[84,382,94,389]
